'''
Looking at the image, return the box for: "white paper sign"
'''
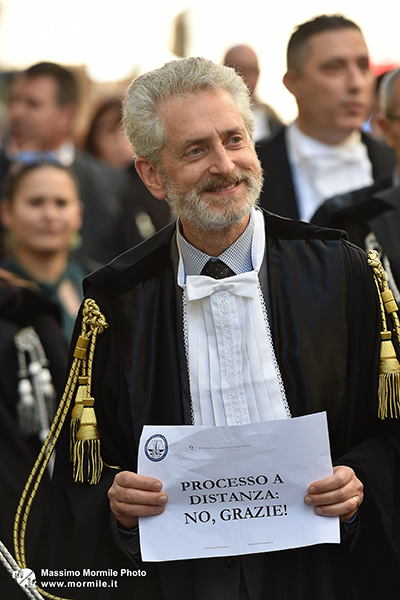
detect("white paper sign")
[138,412,339,562]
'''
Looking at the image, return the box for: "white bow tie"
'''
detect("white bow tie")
[186,271,259,301]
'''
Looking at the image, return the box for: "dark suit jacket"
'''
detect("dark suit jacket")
[256,127,396,220]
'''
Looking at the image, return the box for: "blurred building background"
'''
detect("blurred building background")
[0,0,398,140]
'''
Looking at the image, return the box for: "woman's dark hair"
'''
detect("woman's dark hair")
[83,97,123,157]
[2,160,79,202]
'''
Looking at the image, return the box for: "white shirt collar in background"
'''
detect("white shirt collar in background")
[286,121,374,222]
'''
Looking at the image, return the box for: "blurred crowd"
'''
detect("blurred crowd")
[1,12,400,597]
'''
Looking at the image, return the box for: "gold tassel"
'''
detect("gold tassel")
[70,376,88,458]
[368,250,400,419]
[378,331,400,419]
[68,334,90,458]
[68,299,108,484]
[73,397,103,485]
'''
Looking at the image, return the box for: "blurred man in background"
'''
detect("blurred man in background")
[312,67,400,298]
[223,44,283,142]
[0,62,124,264]
[256,14,395,221]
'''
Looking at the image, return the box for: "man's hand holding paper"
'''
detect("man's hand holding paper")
[304,465,363,522]
[108,471,168,529]
[123,412,347,562]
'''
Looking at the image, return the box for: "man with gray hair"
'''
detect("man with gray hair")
[46,56,399,600]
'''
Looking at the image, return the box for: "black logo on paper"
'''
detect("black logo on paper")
[145,434,168,462]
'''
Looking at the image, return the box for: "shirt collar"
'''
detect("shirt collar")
[177,209,255,279]
[288,121,363,163]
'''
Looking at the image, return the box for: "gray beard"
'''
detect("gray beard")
[160,166,264,234]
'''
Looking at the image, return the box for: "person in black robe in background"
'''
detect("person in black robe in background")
[43,57,400,600]
[0,269,68,599]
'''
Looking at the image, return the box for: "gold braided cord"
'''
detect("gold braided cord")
[72,320,102,484]
[368,250,400,419]
[13,358,80,567]
[35,586,72,600]
[368,250,400,345]
[373,273,389,333]
[12,299,108,600]
[13,304,93,566]
[86,325,98,398]
[391,304,400,346]
[13,358,80,600]
[81,299,108,397]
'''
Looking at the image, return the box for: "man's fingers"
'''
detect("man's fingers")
[307,466,353,494]
[108,471,168,529]
[108,471,168,507]
[114,470,163,492]
[109,483,168,507]
[304,465,363,521]
[114,498,167,519]
[305,486,352,507]
[310,495,362,519]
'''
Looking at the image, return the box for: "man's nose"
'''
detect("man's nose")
[208,144,235,177]
[347,64,368,91]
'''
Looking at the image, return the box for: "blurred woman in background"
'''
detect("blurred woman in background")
[82,96,133,169]
[82,96,172,247]
[0,160,96,341]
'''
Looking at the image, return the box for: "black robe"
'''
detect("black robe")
[311,182,400,291]
[0,281,68,599]
[44,211,400,600]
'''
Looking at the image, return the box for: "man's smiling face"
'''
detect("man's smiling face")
[156,89,263,233]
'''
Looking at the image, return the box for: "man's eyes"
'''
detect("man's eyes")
[322,59,371,73]
[322,61,343,72]
[186,136,242,156]
[358,60,370,72]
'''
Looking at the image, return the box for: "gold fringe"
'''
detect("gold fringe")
[72,397,103,484]
[378,373,400,419]
[69,300,109,484]
[73,439,103,485]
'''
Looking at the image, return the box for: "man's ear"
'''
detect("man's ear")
[377,113,395,148]
[135,157,167,199]
[283,69,300,98]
